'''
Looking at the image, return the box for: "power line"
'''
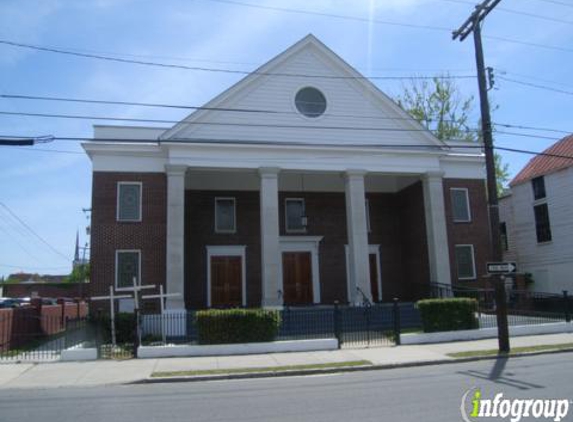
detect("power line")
[496,145,573,160]
[1,133,572,160]
[529,0,573,8]
[0,203,70,262]
[500,70,573,90]
[2,110,569,140]
[200,0,573,54]
[441,0,573,25]
[199,0,452,32]
[494,123,571,135]
[484,35,573,54]
[0,97,468,123]
[0,39,477,81]
[495,130,566,141]
[498,75,573,96]
[0,110,482,133]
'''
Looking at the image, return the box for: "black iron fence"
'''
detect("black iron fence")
[427,282,573,328]
[139,301,422,349]
[0,313,90,362]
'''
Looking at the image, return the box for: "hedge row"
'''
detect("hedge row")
[417,298,478,333]
[195,309,281,344]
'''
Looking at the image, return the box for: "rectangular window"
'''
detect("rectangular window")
[285,198,306,232]
[534,203,552,242]
[500,222,508,251]
[532,176,546,200]
[116,250,140,290]
[455,245,476,280]
[215,197,236,233]
[450,188,471,222]
[117,182,142,222]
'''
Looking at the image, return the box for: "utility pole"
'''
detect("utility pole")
[453,0,510,353]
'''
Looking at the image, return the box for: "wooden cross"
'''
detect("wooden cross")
[142,285,182,343]
[128,277,155,311]
[91,286,132,347]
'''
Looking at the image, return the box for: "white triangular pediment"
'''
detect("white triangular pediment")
[161,34,444,149]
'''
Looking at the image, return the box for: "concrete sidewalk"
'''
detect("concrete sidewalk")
[0,333,571,390]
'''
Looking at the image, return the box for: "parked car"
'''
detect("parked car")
[0,297,30,308]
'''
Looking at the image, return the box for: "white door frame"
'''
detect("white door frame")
[345,244,382,302]
[206,245,247,307]
[279,236,323,304]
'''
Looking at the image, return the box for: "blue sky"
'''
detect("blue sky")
[0,0,572,278]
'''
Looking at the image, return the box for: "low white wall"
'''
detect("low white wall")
[60,345,98,361]
[401,322,573,345]
[138,338,338,359]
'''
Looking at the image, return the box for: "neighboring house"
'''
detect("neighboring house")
[84,35,489,311]
[500,134,573,293]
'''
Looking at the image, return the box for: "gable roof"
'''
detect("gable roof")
[160,34,446,148]
[510,134,573,186]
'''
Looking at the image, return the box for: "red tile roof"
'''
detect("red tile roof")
[510,134,573,186]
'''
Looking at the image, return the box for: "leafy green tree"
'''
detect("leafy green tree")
[65,263,90,283]
[395,76,510,194]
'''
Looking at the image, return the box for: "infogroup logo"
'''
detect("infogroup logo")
[461,388,571,422]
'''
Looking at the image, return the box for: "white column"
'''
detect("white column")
[165,164,187,310]
[259,167,282,307]
[422,171,452,286]
[344,170,372,305]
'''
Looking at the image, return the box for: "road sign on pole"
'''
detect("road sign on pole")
[487,262,517,275]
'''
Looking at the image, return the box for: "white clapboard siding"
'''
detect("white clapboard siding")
[164,37,437,148]
[504,166,573,292]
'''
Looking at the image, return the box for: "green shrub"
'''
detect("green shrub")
[195,309,281,345]
[417,298,478,333]
[93,312,137,344]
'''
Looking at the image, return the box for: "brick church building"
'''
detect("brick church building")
[84,35,490,312]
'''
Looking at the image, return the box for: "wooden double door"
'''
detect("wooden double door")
[210,256,242,307]
[282,252,313,305]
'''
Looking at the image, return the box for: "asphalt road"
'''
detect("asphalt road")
[1,353,572,422]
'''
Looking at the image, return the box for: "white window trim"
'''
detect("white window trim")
[115,249,141,291]
[116,181,143,222]
[451,187,472,223]
[345,245,382,302]
[279,236,323,305]
[285,198,307,233]
[455,244,476,280]
[206,245,247,307]
[214,197,237,234]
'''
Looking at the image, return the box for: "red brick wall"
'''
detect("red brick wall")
[185,191,262,308]
[443,179,491,287]
[90,172,167,312]
[397,182,431,301]
[0,309,12,352]
[3,283,87,299]
[185,187,431,307]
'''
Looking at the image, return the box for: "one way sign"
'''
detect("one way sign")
[486,262,517,274]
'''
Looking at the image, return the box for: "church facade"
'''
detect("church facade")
[84,35,490,311]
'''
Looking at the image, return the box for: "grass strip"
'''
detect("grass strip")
[151,360,372,378]
[447,343,573,359]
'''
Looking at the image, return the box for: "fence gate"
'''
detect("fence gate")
[338,304,396,348]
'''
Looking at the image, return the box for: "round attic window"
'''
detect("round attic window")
[295,87,327,118]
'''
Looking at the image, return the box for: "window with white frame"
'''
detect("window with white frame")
[116,250,140,290]
[117,182,142,222]
[285,198,306,232]
[215,197,236,233]
[454,245,476,280]
[450,188,471,222]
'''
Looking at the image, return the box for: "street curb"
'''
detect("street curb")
[131,347,573,385]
